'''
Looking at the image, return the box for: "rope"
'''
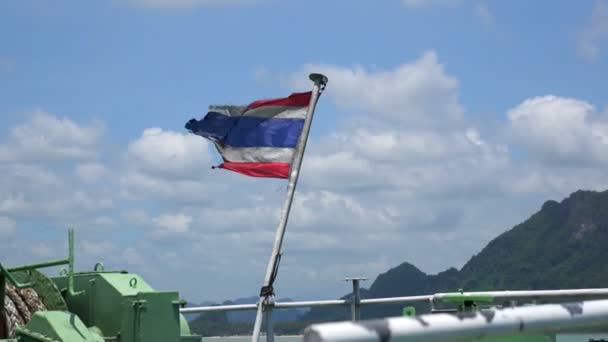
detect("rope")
[19,288,46,313]
[6,284,31,322]
[3,284,46,338]
[4,294,23,338]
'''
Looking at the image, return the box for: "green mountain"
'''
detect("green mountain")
[459,190,608,290]
[303,189,608,321]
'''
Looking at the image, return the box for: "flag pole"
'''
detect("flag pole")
[251,73,328,342]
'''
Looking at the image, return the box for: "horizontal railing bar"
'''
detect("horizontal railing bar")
[179,288,608,314]
[274,300,349,308]
[433,288,608,301]
[7,259,70,272]
[360,295,432,305]
[181,304,258,313]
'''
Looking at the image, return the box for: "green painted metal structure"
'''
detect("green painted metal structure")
[1,229,201,342]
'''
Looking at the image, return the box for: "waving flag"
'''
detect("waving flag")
[185,91,312,179]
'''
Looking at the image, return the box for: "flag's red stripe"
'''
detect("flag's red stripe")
[246,92,312,110]
[219,161,290,179]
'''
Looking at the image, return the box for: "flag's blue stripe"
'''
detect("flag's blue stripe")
[188,112,237,140]
[189,112,304,148]
[226,117,304,148]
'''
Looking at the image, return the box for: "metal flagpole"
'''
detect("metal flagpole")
[251,73,328,342]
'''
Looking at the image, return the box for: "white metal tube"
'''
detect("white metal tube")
[274,300,350,308]
[252,74,327,342]
[433,288,608,302]
[303,299,608,342]
[180,289,608,314]
[265,308,274,342]
[252,299,265,342]
[180,303,258,313]
[360,296,433,305]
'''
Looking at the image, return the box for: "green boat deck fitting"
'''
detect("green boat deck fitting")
[1,229,201,342]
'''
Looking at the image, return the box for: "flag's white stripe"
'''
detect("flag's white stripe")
[208,105,246,116]
[207,106,308,119]
[217,146,294,163]
[243,106,307,119]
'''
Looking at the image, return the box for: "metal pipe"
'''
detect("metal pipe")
[360,295,432,305]
[433,288,608,302]
[252,73,328,342]
[6,259,69,272]
[180,288,608,314]
[180,303,259,313]
[265,308,274,342]
[181,300,351,313]
[0,262,32,288]
[303,299,608,342]
[350,279,363,321]
[274,300,350,309]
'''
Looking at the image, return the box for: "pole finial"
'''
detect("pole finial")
[309,73,328,85]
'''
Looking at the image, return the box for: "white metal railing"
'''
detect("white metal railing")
[180,286,608,342]
[181,288,608,314]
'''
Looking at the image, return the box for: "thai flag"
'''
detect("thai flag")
[185,91,312,179]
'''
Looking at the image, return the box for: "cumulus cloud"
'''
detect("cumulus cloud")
[289,51,464,127]
[151,213,192,239]
[5,52,608,302]
[579,0,608,62]
[81,240,115,256]
[122,247,145,266]
[126,128,212,179]
[0,110,104,163]
[121,128,222,204]
[507,95,608,165]
[0,188,114,219]
[75,163,109,183]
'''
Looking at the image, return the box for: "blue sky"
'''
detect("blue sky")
[1,0,608,303]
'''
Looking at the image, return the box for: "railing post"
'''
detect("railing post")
[264,300,274,342]
[344,277,367,321]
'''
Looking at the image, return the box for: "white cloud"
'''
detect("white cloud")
[122,209,150,225]
[0,216,16,238]
[122,247,145,266]
[92,216,116,227]
[119,0,257,9]
[4,52,608,303]
[126,128,212,180]
[579,0,608,62]
[29,242,54,258]
[507,95,608,165]
[75,163,109,183]
[120,170,212,203]
[152,213,192,238]
[81,240,114,256]
[289,51,463,127]
[0,190,114,218]
[0,110,104,162]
